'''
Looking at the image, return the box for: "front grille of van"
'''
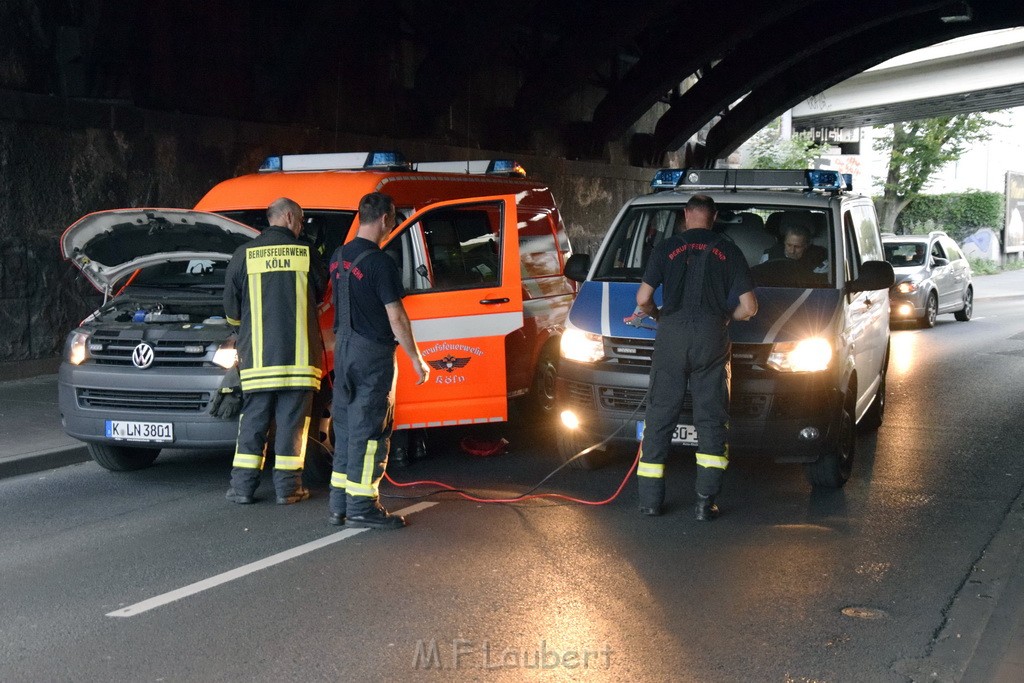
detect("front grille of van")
[603,336,655,366]
[88,332,214,368]
[77,388,211,412]
[562,380,595,410]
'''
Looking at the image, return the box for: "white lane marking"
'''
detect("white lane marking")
[764,289,813,343]
[106,502,437,618]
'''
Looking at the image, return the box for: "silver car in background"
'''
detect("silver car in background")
[882,231,973,328]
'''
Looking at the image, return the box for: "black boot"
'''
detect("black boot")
[695,494,719,521]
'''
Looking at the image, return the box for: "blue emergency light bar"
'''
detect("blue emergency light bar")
[258,151,410,172]
[666,168,852,193]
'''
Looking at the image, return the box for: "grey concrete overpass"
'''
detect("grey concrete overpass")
[793,28,1024,130]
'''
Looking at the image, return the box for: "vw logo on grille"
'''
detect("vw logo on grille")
[132,342,155,369]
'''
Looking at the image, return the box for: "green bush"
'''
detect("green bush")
[891,191,1003,242]
[967,257,1000,275]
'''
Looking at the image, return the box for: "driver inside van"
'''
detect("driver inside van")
[761,215,829,274]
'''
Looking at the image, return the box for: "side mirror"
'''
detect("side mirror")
[931,256,949,268]
[847,260,894,294]
[564,253,591,283]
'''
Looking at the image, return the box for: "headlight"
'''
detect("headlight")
[67,331,90,365]
[896,281,918,294]
[212,346,238,369]
[560,327,604,363]
[767,338,832,373]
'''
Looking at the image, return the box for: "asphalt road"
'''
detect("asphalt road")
[2,298,1023,682]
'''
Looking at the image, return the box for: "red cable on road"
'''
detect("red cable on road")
[383,445,641,506]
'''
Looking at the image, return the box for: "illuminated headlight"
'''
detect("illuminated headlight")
[67,331,90,366]
[560,327,604,363]
[767,338,832,373]
[896,281,918,294]
[212,345,238,369]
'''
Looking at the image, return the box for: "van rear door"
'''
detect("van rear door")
[383,195,523,428]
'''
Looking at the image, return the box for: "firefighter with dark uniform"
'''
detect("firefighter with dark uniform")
[634,194,758,521]
[328,192,429,530]
[223,197,325,505]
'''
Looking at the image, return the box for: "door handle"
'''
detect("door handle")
[479,297,510,305]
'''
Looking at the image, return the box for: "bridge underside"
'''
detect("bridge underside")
[2,1,1023,167]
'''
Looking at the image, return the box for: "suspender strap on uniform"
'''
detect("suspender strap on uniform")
[337,248,376,341]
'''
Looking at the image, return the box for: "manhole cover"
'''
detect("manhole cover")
[841,606,888,620]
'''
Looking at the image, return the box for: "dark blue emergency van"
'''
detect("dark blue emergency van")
[555,169,894,488]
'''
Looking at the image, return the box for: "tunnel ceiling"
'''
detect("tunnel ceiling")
[3,0,1023,168]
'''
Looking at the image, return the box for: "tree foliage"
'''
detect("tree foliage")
[873,113,1001,232]
[747,118,827,169]
[894,191,1003,241]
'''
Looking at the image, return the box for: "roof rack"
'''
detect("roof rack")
[414,159,527,177]
[258,151,410,172]
[651,168,852,193]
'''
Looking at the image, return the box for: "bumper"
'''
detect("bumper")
[889,292,925,320]
[58,362,239,449]
[555,360,843,463]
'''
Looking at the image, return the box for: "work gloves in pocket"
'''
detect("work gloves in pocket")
[211,366,242,419]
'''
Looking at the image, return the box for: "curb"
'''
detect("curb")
[0,445,91,480]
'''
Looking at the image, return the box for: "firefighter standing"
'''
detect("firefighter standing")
[635,194,757,521]
[224,197,324,505]
[328,192,429,530]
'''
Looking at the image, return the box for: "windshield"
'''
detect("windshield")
[884,241,926,267]
[116,257,230,293]
[593,204,835,288]
[218,209,357,264]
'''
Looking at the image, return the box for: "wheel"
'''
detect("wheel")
[87,443,160,471]
[954,286,973,322]
[920,291,938,328]
[556,427,607,470]
[303,386,334,485]
[858,356,887,433]
[525,342,559,421]
[805,405,855,488]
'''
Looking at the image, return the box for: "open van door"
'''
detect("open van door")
[382,195,523,428]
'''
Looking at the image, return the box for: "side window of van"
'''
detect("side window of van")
[401,203,504,293]
[598,207,682,279]
[851,204,883,263]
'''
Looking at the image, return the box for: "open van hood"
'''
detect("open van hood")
[60,208,258,293]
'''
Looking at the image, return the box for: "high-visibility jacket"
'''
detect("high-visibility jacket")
[224,225,324,393]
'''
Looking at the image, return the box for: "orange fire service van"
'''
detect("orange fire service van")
[192,152,575,474]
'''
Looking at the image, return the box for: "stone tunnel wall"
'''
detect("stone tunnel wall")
[0,90,651,374]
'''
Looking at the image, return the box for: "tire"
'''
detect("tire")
[858,354,887,433]
[556,427,607,470]
[526,342,559,421]
[805,405,855,488]
[87,443,160,471]
[303,386,334,485]
[954,286,973,322]
[920,291,938,328]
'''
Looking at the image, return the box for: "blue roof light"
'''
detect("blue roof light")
[650,169,685,191]
[806,169,842,190]
[259,155,283,172]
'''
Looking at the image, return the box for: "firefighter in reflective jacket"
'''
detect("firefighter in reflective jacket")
[223,197,325,505]
[328,192,429,530]
[635,194,757,521]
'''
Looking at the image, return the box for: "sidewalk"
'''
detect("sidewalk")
[0,269,1022,680]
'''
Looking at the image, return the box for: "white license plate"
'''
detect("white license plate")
[105,420,174,443]
[636,421,698,445]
